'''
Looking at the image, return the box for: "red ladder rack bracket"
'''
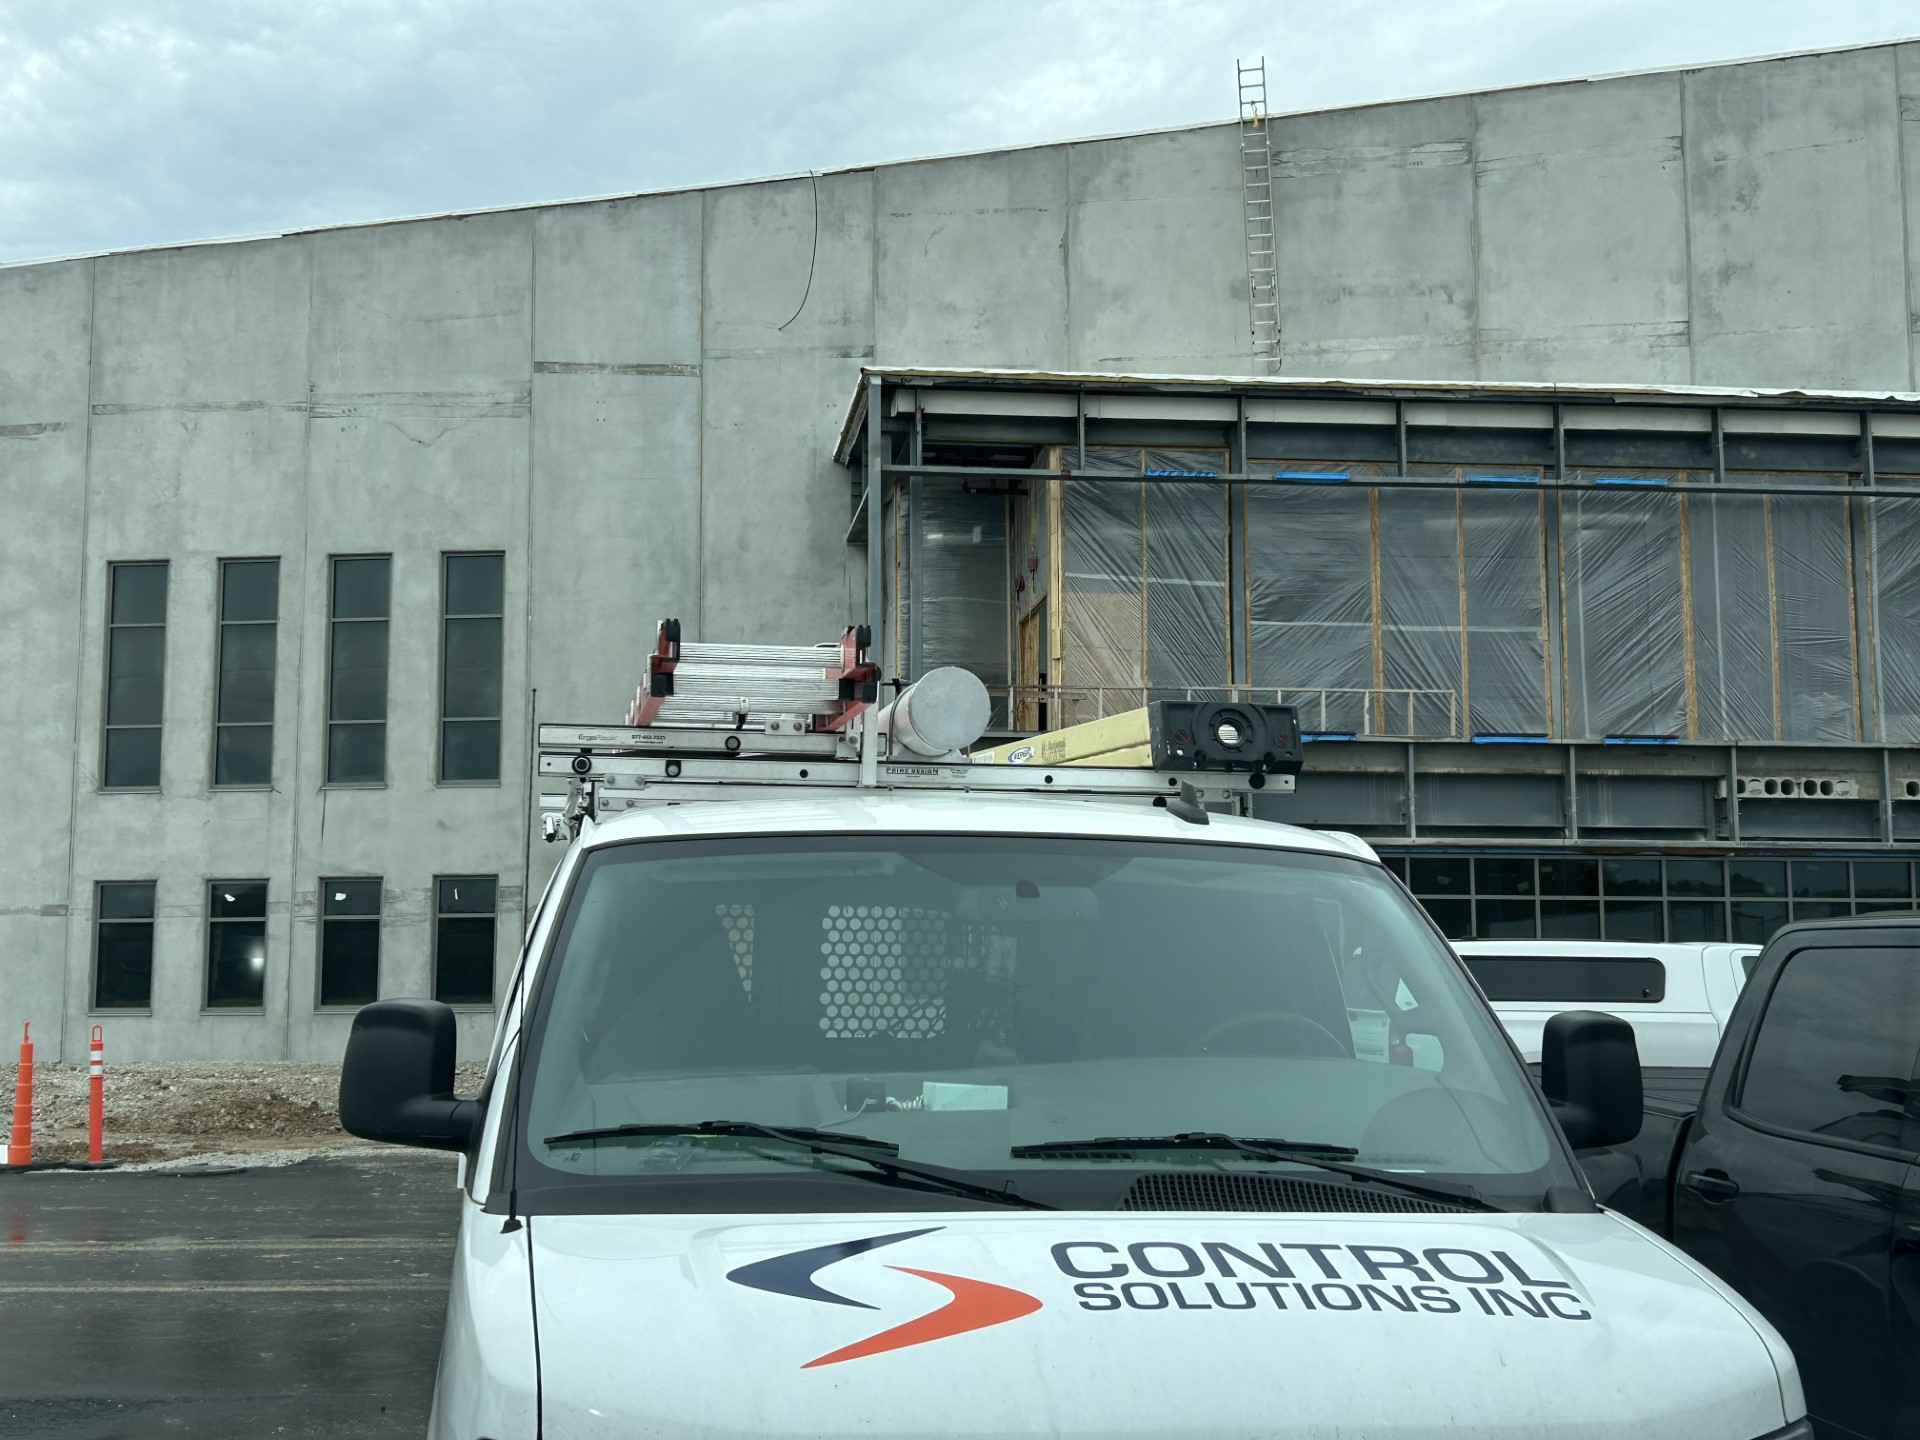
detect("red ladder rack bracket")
[817,624,879,732]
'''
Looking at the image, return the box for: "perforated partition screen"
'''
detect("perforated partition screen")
[818,905,956,1039]
[717,903,755,994]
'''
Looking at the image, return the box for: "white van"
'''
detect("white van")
[339,661,1804,1439]
[344,798,1803,1439]
[1450,941,1760,1069]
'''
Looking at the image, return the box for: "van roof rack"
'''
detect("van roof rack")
[539,621,1300,840]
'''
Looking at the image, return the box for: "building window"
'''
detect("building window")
[319,878,381,1008]
[214,559,280,786]
[207,882,268,1009]
[440,553,504,783]
[94,882,157,1010]
[104,562,168,789]
[434,876,497,1005]
[327,557,390,784]
[1383,853,1916,947]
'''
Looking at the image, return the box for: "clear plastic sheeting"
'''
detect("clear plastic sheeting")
[1462,483,1548,736]
[1059,477,1145,722]
[1688,490,1774,741]
[1561,481,1687,738]
[1869,489,1920,743]
[1378,486,1465,738]
[1143,483,1230,689]
[892,441,1920,746]
[1056,448,1231,722]
[1765,477,1857,742]
[1244,466,1374,735]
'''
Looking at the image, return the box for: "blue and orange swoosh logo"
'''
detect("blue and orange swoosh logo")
[726,1227,1042,1367]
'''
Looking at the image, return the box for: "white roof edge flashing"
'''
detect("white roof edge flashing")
[838,366,1920,462]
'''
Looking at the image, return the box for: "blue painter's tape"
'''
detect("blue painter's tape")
[1594,475,1670,487]
[1273,472,1351,482]
[1302,731,1356,742]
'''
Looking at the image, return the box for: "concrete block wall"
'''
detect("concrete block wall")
[2,41,1918,1060]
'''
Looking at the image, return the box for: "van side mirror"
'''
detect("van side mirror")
[1541,1010,1642,1150]
[339,999,480,1152]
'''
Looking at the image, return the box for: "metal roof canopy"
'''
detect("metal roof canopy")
[834,365,1920,465]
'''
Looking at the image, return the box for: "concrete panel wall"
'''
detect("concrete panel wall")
[8,39,1920,1059]
[1684,49,1911,389]
[703,170,873,644]
[0,259,91,1051]
[1272,97,1479,378]
[1901,44,1920,391]
[876,149,1068,369]
[67,241,315,1062]
[1473,75,1692,384]
[1065,126,1249,373]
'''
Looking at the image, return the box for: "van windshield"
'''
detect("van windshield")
[515,834,1566,1210]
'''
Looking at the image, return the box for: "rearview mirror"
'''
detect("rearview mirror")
[1540,1010,1642,1150]
[339,999,480,1152]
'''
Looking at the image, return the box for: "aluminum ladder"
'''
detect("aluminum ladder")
[625,619,877,730]
[1237,57,1282,374]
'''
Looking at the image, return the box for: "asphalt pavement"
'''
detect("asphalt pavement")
[0,1149,460,1439]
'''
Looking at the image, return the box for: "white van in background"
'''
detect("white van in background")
[1450,941,1759,1069]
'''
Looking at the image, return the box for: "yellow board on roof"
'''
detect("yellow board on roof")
[970,708,1152,767]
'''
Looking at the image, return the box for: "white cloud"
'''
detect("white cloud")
[0,0,1914,262]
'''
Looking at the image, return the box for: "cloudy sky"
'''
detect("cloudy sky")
[2,0,1916,264]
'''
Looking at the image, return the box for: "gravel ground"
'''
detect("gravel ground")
[0,1061,488,1162]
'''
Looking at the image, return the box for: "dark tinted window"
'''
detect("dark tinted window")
[1732,900,1790,945]
[1539,857,1599,896]
[320,879,382,1008]
[1730,860,1788,897]
[440,553,505,783]
[1462,955,1666,1003]
[1666,859,1725,897]
[1474,857,1535,896]
[1474,898,1535,937]
[1602,859,1661,896]
[1602,899,1661,942]
[435,875,497,1004]
[1539,899,1601,938]
[1791,860,1850,899]
[327,557,390,784]
[1740,946,1920,1151]
[1409,857,1469,895]
[1854,861,1914,901]
[214,559,279,786]
[1668,900,1728,942]
[104,562,168,788]
[94,881,156,1010]
[207,881,268,1008]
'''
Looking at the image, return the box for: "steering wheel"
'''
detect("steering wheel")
[1191,1011,1350,1058]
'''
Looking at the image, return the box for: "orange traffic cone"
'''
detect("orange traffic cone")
[6,1023,31,1166]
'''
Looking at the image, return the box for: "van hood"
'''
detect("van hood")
[528,1209,1792,1440]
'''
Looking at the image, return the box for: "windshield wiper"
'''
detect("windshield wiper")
[543,1119,1054,1210]
[1010,1132,1496,1211]
[545,1120,900,1152]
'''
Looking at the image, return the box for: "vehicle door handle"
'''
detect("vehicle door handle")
[1686,1170,1740,1200]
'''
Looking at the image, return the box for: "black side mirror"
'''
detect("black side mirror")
[1541,1010,1642,1150]
[339,999,480,1152]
